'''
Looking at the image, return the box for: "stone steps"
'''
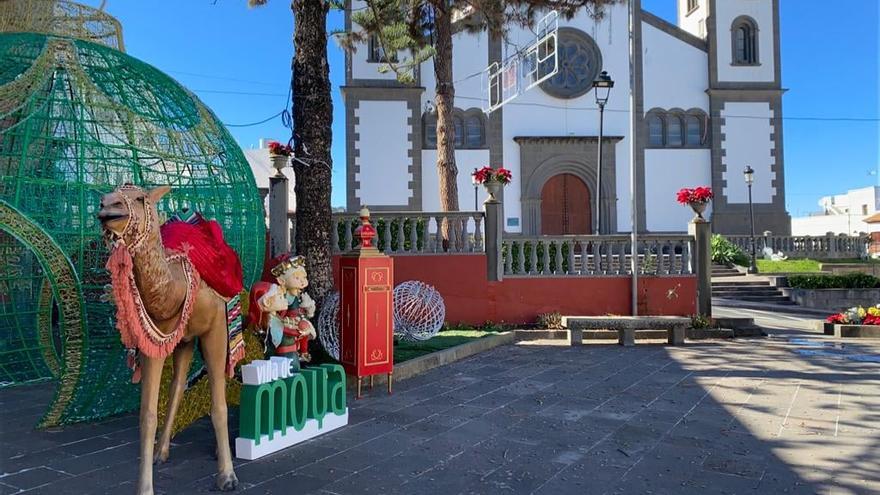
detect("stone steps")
[710,267,797,306]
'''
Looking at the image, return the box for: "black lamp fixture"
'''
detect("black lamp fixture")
[592,71,614,235]
[743,165,758,274]
[471,167,479,211]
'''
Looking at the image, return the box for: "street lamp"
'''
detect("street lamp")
[744,165,758,273]
[471,167,479,211]
[592,70,613,235]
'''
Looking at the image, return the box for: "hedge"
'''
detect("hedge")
[787,273,880,290]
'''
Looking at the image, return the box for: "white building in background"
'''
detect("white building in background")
[791,186,880,236]
[242,138,295,213]
[342,0,790,235]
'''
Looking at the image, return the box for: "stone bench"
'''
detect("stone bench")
[563,316,690,347]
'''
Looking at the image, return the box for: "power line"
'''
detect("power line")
[224,110,285,127]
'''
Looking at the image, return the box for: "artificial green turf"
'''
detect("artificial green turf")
[756,259,822,273]
[394,329,501,364]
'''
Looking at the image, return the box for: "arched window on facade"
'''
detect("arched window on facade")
[465,115,483,148]
[422,109,486,149]
[666,114,683,147]
[647,113,664,147]
[732,17,758,65]
[685,114,702,146]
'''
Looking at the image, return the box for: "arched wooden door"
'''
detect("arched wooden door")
[541,173,591,235]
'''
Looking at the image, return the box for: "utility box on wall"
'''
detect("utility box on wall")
[339,207,394,398]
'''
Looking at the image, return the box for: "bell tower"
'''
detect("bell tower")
[699,0,791,234]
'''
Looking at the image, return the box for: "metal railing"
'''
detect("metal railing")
[501,235,695,276]
[726,233,869,260]
[288,211,485,255]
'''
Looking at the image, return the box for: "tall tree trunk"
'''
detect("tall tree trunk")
[432,1,459,216]
[291,0,333,302]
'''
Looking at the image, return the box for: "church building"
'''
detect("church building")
[342,0,791,235]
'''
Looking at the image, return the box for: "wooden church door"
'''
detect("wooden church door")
[541,173,591,235]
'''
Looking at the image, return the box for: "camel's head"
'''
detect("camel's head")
[97,184,170,244]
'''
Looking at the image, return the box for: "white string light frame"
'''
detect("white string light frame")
[317,291,341,360]
[393,281,445,341]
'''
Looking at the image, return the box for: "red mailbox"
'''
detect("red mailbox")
[339,207,394,398]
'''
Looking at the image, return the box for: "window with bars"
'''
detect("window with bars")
[423,109,487,149]
[645,109,709,148]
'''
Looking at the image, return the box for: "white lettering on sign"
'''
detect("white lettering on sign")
[241,358,298,386]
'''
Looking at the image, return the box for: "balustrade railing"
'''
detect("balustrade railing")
[726,234,869,260]
[501,235,694,276]
[288,211,485,255]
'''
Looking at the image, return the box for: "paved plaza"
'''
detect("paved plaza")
[2,314,879,494]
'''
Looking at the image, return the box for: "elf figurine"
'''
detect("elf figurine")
[269,255,317,369]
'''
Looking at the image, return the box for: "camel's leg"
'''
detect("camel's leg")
[155,339,195,464]
[137,355,165,495]
[200,317,238,492]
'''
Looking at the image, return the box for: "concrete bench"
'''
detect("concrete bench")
[563,316,690,347]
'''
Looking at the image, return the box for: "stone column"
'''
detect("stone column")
[485,194,503,282]
[689,218,712,317]
[269,175,289,258]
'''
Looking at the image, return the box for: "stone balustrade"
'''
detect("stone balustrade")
[288,211,485,255]
[500,235,694,276]
[726,233,869,260]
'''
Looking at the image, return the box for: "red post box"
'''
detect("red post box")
[339,207,394,398]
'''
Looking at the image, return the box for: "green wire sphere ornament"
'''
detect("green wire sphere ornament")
[0,3,265,426]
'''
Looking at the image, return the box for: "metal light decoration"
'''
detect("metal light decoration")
[592,71,614,235]
[743,165,758,273]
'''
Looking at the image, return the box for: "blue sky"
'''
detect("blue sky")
[81,0,877,216]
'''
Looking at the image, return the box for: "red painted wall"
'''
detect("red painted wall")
[332,254,696,325]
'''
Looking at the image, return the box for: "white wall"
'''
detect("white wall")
[496,4,633,233]
[642,23,709,112]
[819,186,880,215]
[350,0,403,81]
[421,149,490,212]
[792,215,871,236]
[714,0,776,83]
[721,102,775,204]
[677,0,708,39]
[355,100,412,206]
[645,149,712,231]
[419,30,488,111]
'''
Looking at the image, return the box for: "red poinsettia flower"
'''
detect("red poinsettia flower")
[826,313,847,324]
[676,186,713,205]
[495,167,513,184]
[863,314,880,325]
[472,166,513,185]
[268,141,292,157]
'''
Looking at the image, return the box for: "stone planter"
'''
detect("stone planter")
[270,154,289,176]
[825,324,880,338]
[688,201,708,221]
[783,288,880,311]
[483,181,503,203]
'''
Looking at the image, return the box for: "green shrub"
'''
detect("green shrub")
[690,314,713,329]
[536,311,564,329]
[711,234,749,266]
[788,273,880,289]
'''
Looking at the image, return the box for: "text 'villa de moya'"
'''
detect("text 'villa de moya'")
[343,0,790,236]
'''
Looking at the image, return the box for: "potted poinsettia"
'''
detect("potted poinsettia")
[267,140,292,176]
[676,186,713,221]
[472,166,513,203]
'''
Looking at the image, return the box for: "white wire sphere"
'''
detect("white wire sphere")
[393,281,445,341]
[317,291,341,360]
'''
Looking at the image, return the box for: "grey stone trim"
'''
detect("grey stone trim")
[633,0,647,233]
[729,15,760,66]
[514,136,623,235]
[641,10,708,52]
[487,34,505,208]
[342,85,425,212]
[707,0,781,89]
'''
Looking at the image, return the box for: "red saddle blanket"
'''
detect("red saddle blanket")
[160,217,243,298]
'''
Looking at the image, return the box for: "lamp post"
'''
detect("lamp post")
[592,71,613,235]
[744,165,758,274]
[472,167,479,211]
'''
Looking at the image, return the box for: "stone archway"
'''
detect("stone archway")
[516,136,621,236]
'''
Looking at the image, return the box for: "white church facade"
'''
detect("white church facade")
[342,0,791,235]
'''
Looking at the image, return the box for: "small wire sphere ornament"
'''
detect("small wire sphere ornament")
[317,291,341,360]
[393,281,446,341]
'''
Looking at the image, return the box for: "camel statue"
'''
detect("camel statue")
[97,185,239,495]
